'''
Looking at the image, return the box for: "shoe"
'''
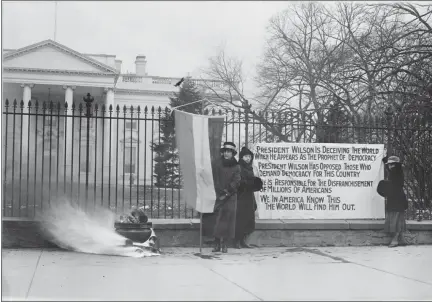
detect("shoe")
[212,240,221,252]
[212,244,221,252]
[221,243,228,253]
[388,239,399,248]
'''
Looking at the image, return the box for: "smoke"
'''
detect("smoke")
[38,197,157,258]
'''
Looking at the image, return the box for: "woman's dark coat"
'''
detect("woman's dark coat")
[211,156,241,239]
[382,157,408,212]
[235,147,259,239]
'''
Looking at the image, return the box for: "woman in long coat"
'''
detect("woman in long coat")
[212,142,241,253]
[234,147,260,249]
[382,155,409,247]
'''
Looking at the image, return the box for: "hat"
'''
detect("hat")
[386,156,400,164]
[239,147,254,159]
[220,142,237,155]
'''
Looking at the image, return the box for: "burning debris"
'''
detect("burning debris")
[38,197,160,258]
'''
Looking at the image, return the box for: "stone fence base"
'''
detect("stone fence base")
[2,218,432,248]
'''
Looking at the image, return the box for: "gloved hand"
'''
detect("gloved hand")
[217,189,230,201]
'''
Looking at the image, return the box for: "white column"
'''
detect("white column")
[103,88,116,181]
[63,85,76,177]
[20,83,34,164]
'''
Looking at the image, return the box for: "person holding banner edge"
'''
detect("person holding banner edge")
[234,147,263,249]
[379,155,409,248]
[212,142,241,253]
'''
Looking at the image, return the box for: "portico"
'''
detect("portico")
[2,40,120,186]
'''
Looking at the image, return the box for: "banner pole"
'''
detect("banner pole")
[200,212,203,254]
[199,99,204,255]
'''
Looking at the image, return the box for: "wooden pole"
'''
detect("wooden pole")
[200,212,203,254]
[200,99,205,254]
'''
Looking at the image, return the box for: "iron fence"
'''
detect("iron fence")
[2,99,432,220]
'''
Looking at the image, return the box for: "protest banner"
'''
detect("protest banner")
[253,143,385,219]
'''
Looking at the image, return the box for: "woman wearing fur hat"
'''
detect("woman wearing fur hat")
[382,155,409,247]
[234,147,262,249]
[212,142,241,253]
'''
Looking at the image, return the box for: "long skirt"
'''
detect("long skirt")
[213,198,237,239]
[384,211,407,233]
[235,191,256,240]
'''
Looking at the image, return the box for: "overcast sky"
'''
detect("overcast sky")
[2,1,293,95]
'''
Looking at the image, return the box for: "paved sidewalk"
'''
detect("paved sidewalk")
[2,246,432,301]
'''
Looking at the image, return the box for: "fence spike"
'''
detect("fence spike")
[13,99,17,109]
[49,100,54,111]
[56,101,61,110]
[42,101,47,111]
[212,108,215,115]
[101,104,106,112]
[144,105,148,114]
[158,106,162,113]
[35,100,39,111]
[116,105,120,113]
[137,105,141,113]
[5,99,9,107]
[28,100,32,108]
[151,106,155,114]
[64,101,68,109]
[20,100,24,109]
[94,103,99,111]
[71,102,76,111]
[109,104,113,112]
[78,102,83,112]
[130,105,134,113]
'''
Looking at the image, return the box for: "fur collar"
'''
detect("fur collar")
[220,156,238,167]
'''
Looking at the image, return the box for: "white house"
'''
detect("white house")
[2,39,232,187]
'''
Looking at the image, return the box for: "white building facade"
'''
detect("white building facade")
[2,39,230,187]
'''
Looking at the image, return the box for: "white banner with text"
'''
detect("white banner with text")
[253,143,385,219]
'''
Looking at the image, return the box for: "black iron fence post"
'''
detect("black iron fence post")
[83,93,94,206]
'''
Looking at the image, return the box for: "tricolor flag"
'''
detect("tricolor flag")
[174,110,225,213]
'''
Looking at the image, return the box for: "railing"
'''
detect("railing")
[120,75,226,88]
[121,75,143,83]
[151,78,172,85]
[2,99,432,220]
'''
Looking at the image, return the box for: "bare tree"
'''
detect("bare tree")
[200,49,289,142]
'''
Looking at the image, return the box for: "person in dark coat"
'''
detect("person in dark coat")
[382,155,409,247]
[212,142,241,253]
[234,147,261,249]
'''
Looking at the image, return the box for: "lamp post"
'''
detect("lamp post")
[83,93,94,205]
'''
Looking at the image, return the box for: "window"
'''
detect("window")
[124,146,137,174]
[125,120,137,130]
